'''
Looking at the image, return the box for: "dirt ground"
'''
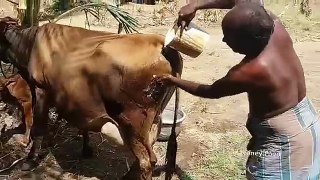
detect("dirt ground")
[1,1,320,180]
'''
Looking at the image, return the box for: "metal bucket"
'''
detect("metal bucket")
[164,21,210,58]
[157,106,186,142]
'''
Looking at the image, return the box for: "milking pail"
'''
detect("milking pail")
[164,21,210,58]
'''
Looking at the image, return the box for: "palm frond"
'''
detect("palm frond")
[50,2,140,34]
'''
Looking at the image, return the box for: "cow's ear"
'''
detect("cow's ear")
[0,16,19,33]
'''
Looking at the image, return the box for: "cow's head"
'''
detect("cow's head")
[0,17,19,63]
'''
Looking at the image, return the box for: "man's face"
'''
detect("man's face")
[222,29,246,54]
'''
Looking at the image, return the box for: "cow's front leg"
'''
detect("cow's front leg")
[81,130,93,158]
[21,88,49,171]
[75,129,93,157]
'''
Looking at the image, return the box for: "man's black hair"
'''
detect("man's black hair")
[222,3,275,55]
[235,3,274,41]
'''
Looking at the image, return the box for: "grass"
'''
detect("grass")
[264,0,320,41]
[195,1,320,41]
[187,131,250,180]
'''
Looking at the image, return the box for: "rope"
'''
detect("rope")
[0,157,24,173]
[164,72,180,180]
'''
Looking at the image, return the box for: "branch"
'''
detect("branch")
[49,2,139,33]
[51,3,97,23]
[5,0,18,6]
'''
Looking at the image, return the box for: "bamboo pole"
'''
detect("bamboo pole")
[19,0,40,27]
[22,0,34,27]
[33,0,40,26]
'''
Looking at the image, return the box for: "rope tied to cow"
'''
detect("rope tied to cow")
[164,72,179,180]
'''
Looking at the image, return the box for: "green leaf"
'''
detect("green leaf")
[50,2,140,34]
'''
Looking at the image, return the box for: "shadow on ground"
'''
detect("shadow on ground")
[0,107,135,180]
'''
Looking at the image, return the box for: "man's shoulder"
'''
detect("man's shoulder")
[227,58,268,84]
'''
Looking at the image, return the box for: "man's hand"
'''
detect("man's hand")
[177,2,197,29]
[154,74,174,86]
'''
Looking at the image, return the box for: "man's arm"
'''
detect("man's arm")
[192,0,264,10]
[177,0,265,28]
[168,65,252,99]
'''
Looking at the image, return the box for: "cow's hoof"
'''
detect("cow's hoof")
[21,159,39,171]
[152,165,165,177]
[121,161,141,180]
[121,172,134,180]
[82,146,93,158]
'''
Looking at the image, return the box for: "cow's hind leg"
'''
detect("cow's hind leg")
[79,112,125,159]
[122,139,152,180]
[120,109,157,180]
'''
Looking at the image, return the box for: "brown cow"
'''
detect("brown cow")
[0,17,183,179]
[0,73,33,147]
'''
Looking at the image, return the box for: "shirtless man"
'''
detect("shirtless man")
[155,0,320,179]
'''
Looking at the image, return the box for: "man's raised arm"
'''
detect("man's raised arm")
[192,0,263,10]
[178,0,264,27]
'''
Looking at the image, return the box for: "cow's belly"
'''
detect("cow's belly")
[44,71,102,124]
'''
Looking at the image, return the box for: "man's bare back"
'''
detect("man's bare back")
[238,19,306,119]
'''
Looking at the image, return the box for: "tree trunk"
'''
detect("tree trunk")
[33,0,40,26]
[21,0,40,27]
[60,0,71,11]
[69,0,75,7]
[22,0,34,27]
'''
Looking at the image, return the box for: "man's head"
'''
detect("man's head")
[222,3,274,57]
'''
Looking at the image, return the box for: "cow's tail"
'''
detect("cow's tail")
[160,46,183,112]
[160,46,183,179]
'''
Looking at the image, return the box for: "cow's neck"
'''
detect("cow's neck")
[4,25,38,70]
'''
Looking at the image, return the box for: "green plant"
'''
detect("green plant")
[45,2,139,33]
[300,0,312,18]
